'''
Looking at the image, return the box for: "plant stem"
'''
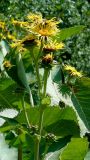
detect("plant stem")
[18,129,22,160]
[34,138,40,160]
[34,68,49,160]
[31,48,41,96]
[41,145,49,160]
[43,68,49,97]
[36,62,41,95]
[22,95,31,129]
[34,109,44,160]
[18,144,22,160]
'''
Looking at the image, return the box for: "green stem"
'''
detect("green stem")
[31,48,41,96]
[34,68,49,160]
[34,109,44,160]
[34,138,40,160]
[43,68,49,97]
[18,144,22,160]
[36,62,41,95]
[36,37,44,61]
[41,145,49,160]
[18,129,22,160]
[22,95,31,129]
[35,38,44,95]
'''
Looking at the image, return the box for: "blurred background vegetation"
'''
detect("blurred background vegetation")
[0,0,90,76]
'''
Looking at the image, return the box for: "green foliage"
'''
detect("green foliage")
[0,78,22,110]
[60,138,89,160]
[0,5,90,160]
[54,25,85,41]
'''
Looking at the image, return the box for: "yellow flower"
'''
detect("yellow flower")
[27,13,42,23]
[3,60,12,68]
[10,40,27,52]
[64,65,82,77]
[32,19,59,36]
[10,40,22,48]
[0,33,6,39]
[44,40,64,52]
[27,13,59,37]
[12,19,29,27]
[7,32,16,41]
[0,21,5,29]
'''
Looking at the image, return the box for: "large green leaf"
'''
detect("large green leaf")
[45,119,80,137]
[0,78,22,110]
[50,75,90,134]
[75,78,90,130]
[54,25,85,41]
[16,106,78,126]
[60,138,88,160]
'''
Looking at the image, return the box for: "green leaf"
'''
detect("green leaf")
[16,106,78,132]
[0,51,4,67]
[0,115,19,125]
[60,138,89,160]
[75,77,90,130]
[16,53,30,91]
[51,66,62,83]
[45,119,80,137]
[0,122,16,132]
[0,40,9,56]
[56,77,90,133]
[54,25,85,41]
[16,53,34,106]
[0,78,22,110]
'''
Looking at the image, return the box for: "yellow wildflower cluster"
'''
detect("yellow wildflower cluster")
[64,65,82,77]
[0,13,64,54]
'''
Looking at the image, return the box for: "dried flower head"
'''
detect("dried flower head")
[42,54,53,65]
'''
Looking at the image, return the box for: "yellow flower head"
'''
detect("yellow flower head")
[44,40,64,52]
[12,19,29,28]
[3,60,12,68]
[0,33,6,40]
[27,13,42,23]
[33,19,59,36]
[7,32,16,41]
[64,65,82,77]
[27,13,59,37]
[0,21,5,29]
[10,40,22,48]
